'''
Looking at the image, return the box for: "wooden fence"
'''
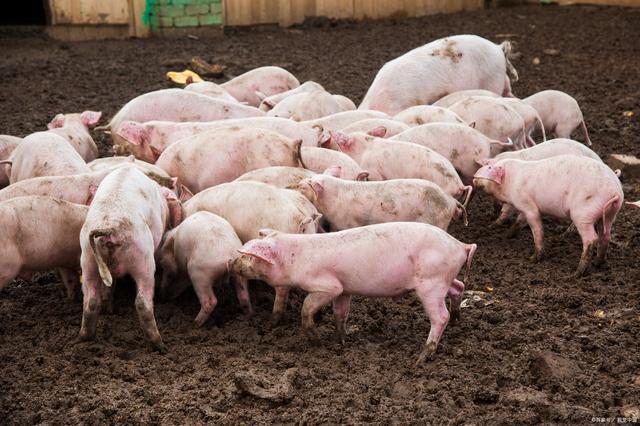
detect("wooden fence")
[223,0,486,27]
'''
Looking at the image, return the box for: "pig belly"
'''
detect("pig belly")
[336,256,418,297]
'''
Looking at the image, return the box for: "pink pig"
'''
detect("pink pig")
[473,155,623,275]
[302,110,389,134]
[523,90,592,145]
[432,89,500,108]
[0,135,21,187]
[393,105,467,127]
[113,116,324,162]
[391,123,512,184]
[231,222,477,362]
[341,118,411,138]
[47,110,102,162]
[183,81,239,103]
[0,196,88,301]
[259,81,325,111]
[220,66,300,107]
[301,146,369,181]
[155,126,305,193]
[448,96,527,149]
[78,165,183,352]
[266,90,349,121]
[158,211,254,326]
[296,170,467,231]
[7,132,90,183]
[235,166,316,188]
[331,131,472,206]
[359,35,518,114]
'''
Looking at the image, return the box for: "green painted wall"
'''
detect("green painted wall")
[144,0,222,30]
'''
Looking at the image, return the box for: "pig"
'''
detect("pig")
[496,98,546,145]
[480,138,603,227]
[393,105,467,127]
[473,155,623,275]
[231,222,477,362]
[0,196,88,301]
[359,35,518,114]
[97,89,264,147]
[258,81,325,111]
[267,90,347,121]
[78,165,183,352]
[0,135,21,187]
[46,111,102,161]
[301,147,369,181]
[523,90,592,145]
[341,118,411,138]
[87,156,175,189]
[391,123,513,184]
[235,166,316,188]
[331,131,472,206]
[221,66,300,107]
[448,96,527,150]
[183,81,239,103]
[302,110,389,135]
[432,89,500,108]
[332,95,357,111]
[7,132,90,183]
[155,126,306,193]
[0,168,115,205]
[113,116,325,162]
[296,171,467,231]
[183,181,321,322]
[158,212,253,326]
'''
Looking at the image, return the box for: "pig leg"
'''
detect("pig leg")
[100,281,115,314]
[595,220,614,267]
[272,287,290,325]
[231,275,254,319]
[506,212,527,238]
[415,281,450,364]
[495,204,515,226]
[58,268,80,301]
[332,294,352,343]
[130,251,166,353]
[523,210,545,261]
[448,279,465,323]
[189,269,218,327]
[78,266,102,343]
[0,261,20,292]
[301,290,341,340]
[573,220,598,276]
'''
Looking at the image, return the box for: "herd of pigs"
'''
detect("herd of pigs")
[0,34,636,364]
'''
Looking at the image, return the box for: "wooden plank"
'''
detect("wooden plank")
[558,0,640,4]
[128,0,149,38]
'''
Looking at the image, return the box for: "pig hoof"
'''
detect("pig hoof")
[270,313,283,327]
[415,343,437,365]
[72,334,94,345]
[240,310,255,321]
[153,341,168,354]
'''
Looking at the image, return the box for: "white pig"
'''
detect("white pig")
[341,118,411,138]
[46,111,102,161]
[301,146,369,181]
[267,90,347,121]
[432,89,500,108]
[235,166,316,188]
[393,105,467,127]
[258,81,325,111]
[183,81,239,103]
[221,66,300,107]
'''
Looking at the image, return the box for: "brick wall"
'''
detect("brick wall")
[145,0,222,30]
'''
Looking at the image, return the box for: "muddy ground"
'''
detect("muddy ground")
[1,4,640,424]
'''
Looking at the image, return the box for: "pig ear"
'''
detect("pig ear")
[323,165,342,177]
[80,111,102,127]
[47,114,65,130]
[312,124,331,148]
[255,90,267,101]
[493,166,505,185]
[150,146,162,161]
[367,126,387,138]
[356,171,369,181]
[179,184,193,202]
[310,180,324,197]
[116,121,148,146]
[468,121,476,129]
[238,240,277,265]
[258,228,278,238]
[160,186,184,228]
[475,158,491,167]
[86,184,98,205]
[260,99,276,110]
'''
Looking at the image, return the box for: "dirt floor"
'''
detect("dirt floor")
[1,4,640,424]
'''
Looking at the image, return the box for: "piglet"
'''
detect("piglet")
[156,127,306,193]
[432,89,499,108]
[523,90,592,145]
[393,105,467,127]
[221,66,300,107]
[473,155,623,275]
[296,170,467,231]
[79,165,183,352]
[158,211,254,326]
[0,196,88,300]
[7,132,90,183]
[47,111,102,162]
[301,146,369,181]
[341,118,410,138]
[331,131,472,206]
[231,222,477,362]
[267,90,348,121]
[235,166,316,188]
